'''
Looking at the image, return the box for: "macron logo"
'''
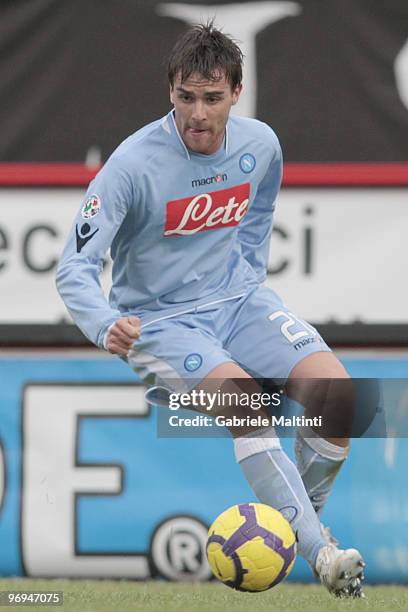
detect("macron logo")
[191,173,228,188]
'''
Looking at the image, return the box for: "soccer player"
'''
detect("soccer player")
[56,23,365,596]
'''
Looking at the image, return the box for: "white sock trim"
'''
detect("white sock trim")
[266,450,305,525]
[297,427,348,461]
[234,426,280,463]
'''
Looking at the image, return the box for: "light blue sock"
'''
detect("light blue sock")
[234,429,326,568]
[295,429,347,515]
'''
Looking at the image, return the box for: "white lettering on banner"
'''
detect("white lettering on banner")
[22,385,150,578]
[0,188,408,322]
[157,1,301,118]
[266,189,408,323]
[0,188,112,322]
[394,38,408,111]
[0,441,5,515]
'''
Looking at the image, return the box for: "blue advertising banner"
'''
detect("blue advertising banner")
[0,352,407,582]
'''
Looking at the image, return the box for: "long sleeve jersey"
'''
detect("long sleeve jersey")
[56,110,283,347]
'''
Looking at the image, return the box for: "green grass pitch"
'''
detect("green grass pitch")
[1,580,408,612]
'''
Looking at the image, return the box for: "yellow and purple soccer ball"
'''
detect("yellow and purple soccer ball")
[206,503,296,592]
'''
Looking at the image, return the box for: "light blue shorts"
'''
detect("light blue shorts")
[127,286,331,393]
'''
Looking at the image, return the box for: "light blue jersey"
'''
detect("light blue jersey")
[56,110,282,347]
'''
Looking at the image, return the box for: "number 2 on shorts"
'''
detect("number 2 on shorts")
[268,310,317,343]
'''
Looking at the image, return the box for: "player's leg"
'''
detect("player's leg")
[198,361,328,570]
[224,287,354,517]
[224,287,365,595]
[287,352,351,517]
[286,352,368,595]
[283,340,368,596]
[291,363,384,513]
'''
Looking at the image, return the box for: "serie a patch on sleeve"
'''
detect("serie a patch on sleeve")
[82,194,101,219]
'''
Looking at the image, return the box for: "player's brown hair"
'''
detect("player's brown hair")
[167,22,243,90]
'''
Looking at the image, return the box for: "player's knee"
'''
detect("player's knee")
[291,377,383,440]
[218,403,272,438]
[221,383,273,438]
[351,378,384,437]
[312,378,354,439]
[195,373,271,437]
[318,378,383,439]
[288,377,355,438]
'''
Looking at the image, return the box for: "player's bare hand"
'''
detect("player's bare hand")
[106,316,141,356]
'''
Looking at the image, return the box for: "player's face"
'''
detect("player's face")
[170,72,242,155]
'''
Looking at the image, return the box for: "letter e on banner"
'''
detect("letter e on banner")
[21,384,150,578]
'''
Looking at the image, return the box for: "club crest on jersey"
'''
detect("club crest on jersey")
[82,194,101,219]
[184,353,202,372]
[239,153,256,173]
[164,183,250,236]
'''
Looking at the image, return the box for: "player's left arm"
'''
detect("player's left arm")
[237,133,283,282]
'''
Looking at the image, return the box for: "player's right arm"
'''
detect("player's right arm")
[56,156,137,349]
[104,316,141,356]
